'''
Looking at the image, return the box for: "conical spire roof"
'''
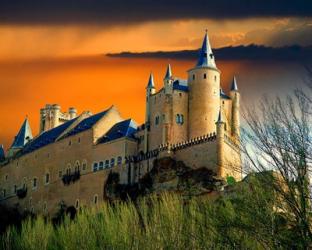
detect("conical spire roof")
[146,73,155,89]
[10,118,33,149]
[164,64,172,79]
[216,108,224,124]
[196,30,217,69]
[231,76,238,91]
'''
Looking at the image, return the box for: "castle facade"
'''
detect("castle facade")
[0,32,241,215]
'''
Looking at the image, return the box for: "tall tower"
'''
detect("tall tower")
[188,31,221,139]
[162,64,173,144]
[144,73,155,152]
[229,76,240,138]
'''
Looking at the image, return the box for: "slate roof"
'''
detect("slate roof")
[0,145,5,161]
[173,79,189,92]
[164,64,172,79]
[11,118,33,149]
[196,31,217,69]
[146,73,155,89]
[62,109,109,139]
[98,119,137,144]
[231,76,238,91]
[21,118,78,155]
[220,88,231,100]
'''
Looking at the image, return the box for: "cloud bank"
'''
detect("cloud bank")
[0,0,312,25]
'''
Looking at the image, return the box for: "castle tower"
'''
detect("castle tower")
[188,31,221,139]
[144,73,156,152]
[162,65,174,144]
[69,107,77,119]
[229,76,240,138]
[164,64,174,94]
[216,109,225,177]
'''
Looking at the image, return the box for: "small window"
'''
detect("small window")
[78,137,81,143]
[176,114,180,124]
[179,93,182,97]
[5,174,8,181]
[33,178,38,189]
[93,162,98,172]
[105,160,109,169]
[23,182,27,189]
[45,173,50,184]
[117,156,122,165]
[155,116,159,125]
[94,195,98,204]
[68,140,72,146]
[82,161,87,171]
[193,74,195,80]
[66,168,71,175]
[204,73,207,79]
[75,161,80,172]
[110,158,115,167]
[214,75,217,82]
[58,171,62,178]
[2,189,6,198]
[75,199,79,208]
[99,161,104,170]
[176,114,184,125]
[14,185,17,194]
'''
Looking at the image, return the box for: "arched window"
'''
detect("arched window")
[75,161,80,172]
[176,114,184,125]
[155,116,160,125]
[105,160,109,168]
[176,114,180,123]
[93,162,98,172]
[75,199,79,209]
[99,161,104,170]
[204,73,207,79]
[66,164,71,175]
[110,158,115,167]
[117,156,122,165]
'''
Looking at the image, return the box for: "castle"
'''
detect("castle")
[0,32,241,215]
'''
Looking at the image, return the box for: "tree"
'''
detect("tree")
[242,75,312,248]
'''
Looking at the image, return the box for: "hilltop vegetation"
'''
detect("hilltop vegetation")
[1,174,307,250]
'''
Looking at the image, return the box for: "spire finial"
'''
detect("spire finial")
[216,107,224,124]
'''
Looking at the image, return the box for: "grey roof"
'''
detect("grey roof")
[0,145,5,161]
[98,119,137,144]
[231,76,238,91]
[217,109,224,123]
[164,64,172,79]
[21,118,78,155]
[196,31,217,69]
[173,79,188,92]
[146,73,155,89]
[220,88,231,99]
[10,118,33,149]
[62,109,109,139]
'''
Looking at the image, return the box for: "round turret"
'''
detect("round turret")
[68,107,77,119]
[188,32,221,139]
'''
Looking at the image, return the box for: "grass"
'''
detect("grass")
[0,191,273,250]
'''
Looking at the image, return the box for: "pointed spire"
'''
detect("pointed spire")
[164,64,172,79]
[10,118,33,149]
[231,76,238,91]
[216,108,224,124]
[220,88,226,96]
[196,30,217,69]
[146,73,155,89]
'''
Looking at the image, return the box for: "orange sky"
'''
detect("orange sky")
[0,17,309,150]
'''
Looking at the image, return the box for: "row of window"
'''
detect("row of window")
[93,156,123,172]
[155,114,184,126]
[192,73,217,81]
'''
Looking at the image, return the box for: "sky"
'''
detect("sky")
[0,0,311,150]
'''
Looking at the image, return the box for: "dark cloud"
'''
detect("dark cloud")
[106,44,312,61]
[0,0,312,25]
